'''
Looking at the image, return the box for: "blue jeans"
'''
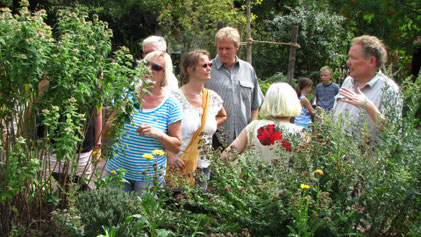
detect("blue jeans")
[106,171,164,197]
[197,167,210,191]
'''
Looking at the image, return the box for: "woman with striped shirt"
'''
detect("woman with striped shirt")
[105,51,183,196]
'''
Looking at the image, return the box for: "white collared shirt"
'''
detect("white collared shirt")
[333,71,401,141]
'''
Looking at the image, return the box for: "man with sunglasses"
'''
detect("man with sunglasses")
[142,35,179,89]
[205,27,264,148]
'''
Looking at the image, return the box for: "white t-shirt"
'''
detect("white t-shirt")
[245,120,303,164]
[169,89,223,168]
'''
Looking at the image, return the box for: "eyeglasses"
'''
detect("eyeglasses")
[144,61,164,72]
[201,63,213,68]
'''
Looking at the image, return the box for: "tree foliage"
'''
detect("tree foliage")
[328,0,421,51]
[252,1,351,79]
[157,0,241,52]
[328,0,421,75]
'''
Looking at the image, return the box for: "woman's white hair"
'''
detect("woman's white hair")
[143,51,173,87]
[259,82,302,119]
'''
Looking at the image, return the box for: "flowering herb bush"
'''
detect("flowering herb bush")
[0,2,148,234]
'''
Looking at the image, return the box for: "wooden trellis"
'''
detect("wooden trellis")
[242,0,300,85]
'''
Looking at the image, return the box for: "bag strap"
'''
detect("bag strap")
[183,88,209,151]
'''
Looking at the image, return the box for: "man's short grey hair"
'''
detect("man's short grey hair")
[352,35,387,69]
[143,35,167,52]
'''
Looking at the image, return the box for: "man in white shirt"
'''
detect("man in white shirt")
[333,35,401,142]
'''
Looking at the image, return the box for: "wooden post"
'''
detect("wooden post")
[246,0,252,64]
[287,25,299,85]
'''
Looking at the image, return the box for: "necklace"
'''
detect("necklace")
[183,84,202,98]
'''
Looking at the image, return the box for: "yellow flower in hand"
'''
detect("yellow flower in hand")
[300,184,310,190]
[143,153,154,160]
[152,149,165,156]
[314,169,324,175]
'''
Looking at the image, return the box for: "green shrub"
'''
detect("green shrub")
[0,3,147,234]
[156,75,421,236]
[53,188,144,237]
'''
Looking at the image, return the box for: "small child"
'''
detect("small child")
[295,77,315,130]
[315,66,339,112]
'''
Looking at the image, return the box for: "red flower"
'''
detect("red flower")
[281,140,292,152]
[257,124,282,145]
[257,124,293,152]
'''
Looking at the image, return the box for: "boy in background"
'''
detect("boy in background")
[315,66,339,112]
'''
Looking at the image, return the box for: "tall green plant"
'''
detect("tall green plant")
[0,3,147,234]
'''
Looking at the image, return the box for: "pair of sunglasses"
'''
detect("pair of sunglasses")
[145,61,164,72]
[201,63,213,68]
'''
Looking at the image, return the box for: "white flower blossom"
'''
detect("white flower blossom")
[17,136,26,144]
[68,97,77,103]
[144,79,156,85]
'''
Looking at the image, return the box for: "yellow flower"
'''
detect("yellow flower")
[152,149,165,156]
[143,153,154,160]
[92,150,100,156]
[314,169,324,175]
[110,170,116,175]
[300,184,310,190]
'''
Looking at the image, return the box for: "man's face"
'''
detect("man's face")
[347,44,372,81]
[216,39,239,65]
[143,42,158,57]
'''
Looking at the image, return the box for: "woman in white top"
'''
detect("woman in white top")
[167,49,227,189]
[222,82,304,164]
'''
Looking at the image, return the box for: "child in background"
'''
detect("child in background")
[315,66,339,112]
[294,78,315,130]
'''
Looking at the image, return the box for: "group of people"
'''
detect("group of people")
[104,27,401,197]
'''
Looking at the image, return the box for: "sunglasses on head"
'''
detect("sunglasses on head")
[201,63,213,68]
[145,61,164,72]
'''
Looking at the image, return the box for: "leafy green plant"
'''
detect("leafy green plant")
[0,2,148,234]
[53,188,144,236]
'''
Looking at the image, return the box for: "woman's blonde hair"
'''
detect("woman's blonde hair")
[143,51,173,87]
[259,82,302,119]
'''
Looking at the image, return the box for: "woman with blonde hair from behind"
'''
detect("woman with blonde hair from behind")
[222,82,304,164]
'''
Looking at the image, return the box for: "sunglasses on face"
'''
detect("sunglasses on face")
[201,63,213,68]
[145,61,164,72]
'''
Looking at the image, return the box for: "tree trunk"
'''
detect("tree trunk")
[287,25,299,85]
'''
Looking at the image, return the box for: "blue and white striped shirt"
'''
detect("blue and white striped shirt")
[106,95,183,182]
